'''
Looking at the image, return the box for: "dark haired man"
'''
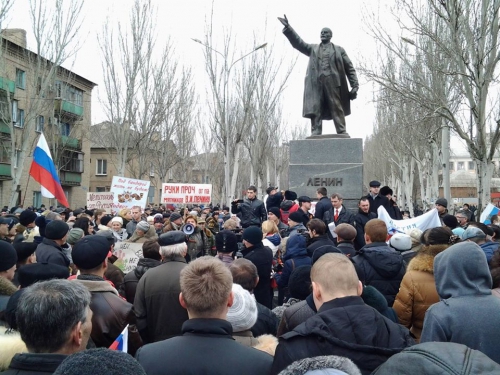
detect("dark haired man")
[353,197,376,250]
[231,185,267,228]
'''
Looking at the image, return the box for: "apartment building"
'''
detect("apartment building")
[0,29,96,208]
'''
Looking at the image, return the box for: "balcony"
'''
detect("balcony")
[0,162,12,180]
[61,135,81,150]
[0,121,11,135]
[54,99,84,120]
[0,77,15,95]
[60,171,82,186]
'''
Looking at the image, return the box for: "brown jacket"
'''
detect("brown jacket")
[73,277,142,355]
[393,244,448,341]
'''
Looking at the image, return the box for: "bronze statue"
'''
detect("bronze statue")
[278,15,359,136]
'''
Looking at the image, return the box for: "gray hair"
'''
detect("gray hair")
[46,212,62,221]
[160,242,187,259]
[17,279,91,353]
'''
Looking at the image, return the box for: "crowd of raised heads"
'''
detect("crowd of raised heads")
[0,183,500,374]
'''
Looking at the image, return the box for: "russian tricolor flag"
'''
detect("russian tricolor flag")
[109,325,129,353]
[29,133,69,207]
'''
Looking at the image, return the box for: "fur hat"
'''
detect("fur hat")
[0,242,17,272]
[19,209,37,227]
[242,226,263,246]
[284,190,297,201]
[379,186,393,196]
[44,220,69,240]
[278,355,361,375]
[215,230,238,254]
[226,283,258,332]
[136,221,150,232]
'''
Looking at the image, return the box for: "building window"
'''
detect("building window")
[60,122,71,136]
[457,161,465,170]
[468,161,475,170]
[16,69,26,89]
[0,139,11,163]
[61,151,83,172]
[11,100,17,123]
[96,186,106,192]
[449,162,454,171]
[33,191,41,208]
[13,149,20,169]
[36,116,44,133]
[96,159,107,175]
[55,81,83,106]
[15,109,24,128]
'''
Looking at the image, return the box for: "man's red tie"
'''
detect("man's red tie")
[334,209,339,222]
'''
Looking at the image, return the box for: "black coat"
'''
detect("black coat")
[387,202,403,220]
[366,194,390,216]
[2,353,67,375]
[266,192,283,211]
[252,302,279,337]
[231,197,267,228]
[242,243,274,308]
[352,243,406,306]
[333,205,355,226]
[353,210,377,250]
[271,296,414,375]
[336,241,356,258]
[35,238,70,269]
[136,319,273,375]
[306,235,341,259]
[122,258,162,304]
[314,196,333,224]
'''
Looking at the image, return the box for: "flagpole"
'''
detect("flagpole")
[21,172,31,207]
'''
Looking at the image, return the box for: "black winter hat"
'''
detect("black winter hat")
[442,214,458,229]
[44,220,69,240]
[158,231,186,246]
[379,186,393,196]
[72,236,111,270]
[267,207,281,219]
[18,262,70,288]
[170,212,182,222]
[53,348,147,375]
[0,241,17,271]
[288,211,303,224]
[14,242,38,263]
[100,215,112,227]
[284,190,297,201]
[19,210,37,226]
[242,226,262,246]
[215,230,238,253]
[35,215,49,237]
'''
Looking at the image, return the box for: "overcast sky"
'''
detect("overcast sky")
[5,0,395,140]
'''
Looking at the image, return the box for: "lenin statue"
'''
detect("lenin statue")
[279,15,359,136]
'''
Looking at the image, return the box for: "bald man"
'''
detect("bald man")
[271,253,414,375]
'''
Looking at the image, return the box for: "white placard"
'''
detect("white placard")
[112,242,144,273]
[377,206,441,234]
[86,192,114,214]
[161,183,212,205]
[110,176,150,209]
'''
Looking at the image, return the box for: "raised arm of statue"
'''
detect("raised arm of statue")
[278,15,312,57]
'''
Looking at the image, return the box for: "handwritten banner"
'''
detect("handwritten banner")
[112,242,144,273]
[161,183,212,205]
[86,192,114,214]
[110,176,150,210]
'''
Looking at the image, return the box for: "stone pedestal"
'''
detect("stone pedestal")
[288,138,363,211]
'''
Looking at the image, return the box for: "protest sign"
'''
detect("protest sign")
[112,242,144,273]
[161,183,212,205]
[86,192,114,213]
[377,206,441,234]
[110,176,150,209]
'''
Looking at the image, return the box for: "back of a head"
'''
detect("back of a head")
[442,214,458,229]
[180,256,233,317]
[229,258,258,292]
[279,355,361,375]
[226,283,257,332]
[364,219,387,243]
[311,253,359,297]
[372,342,500,375]
[53,348,146,375]
[434,241,492,299]
[423,226,455,246]
[468,221,494,237]
[307,218,326,235]
[17,279,91,353]
[335,223,356,242]
[262,220,279,235]
[142,239,161,261]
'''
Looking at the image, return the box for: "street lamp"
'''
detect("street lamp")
[192,38,267,207]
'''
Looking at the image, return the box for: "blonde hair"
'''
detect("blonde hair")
[119,208,130,218]
[262,220,279,235]
[311,253,358,295]
[223,219,238,230]
[180,256,232,317]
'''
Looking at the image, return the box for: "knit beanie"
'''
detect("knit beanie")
[111,216,123,226]
[44,220,69,240]
[226,283,258,332]
[0,241,17,271]
[19,209,37,227]
[53,348,147,375]
[442,214,458,229]
[136,221,150,232]
[268,207,281,219]
[242,226,263,246]
[100,216,112,227]
[288,211,303,224]
[67,228,85,245]
[170,212,182,222]
[389,233,412,251]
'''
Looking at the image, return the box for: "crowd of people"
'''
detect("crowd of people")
[0,182,500,374]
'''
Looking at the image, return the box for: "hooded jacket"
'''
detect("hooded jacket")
[352,242,406,306]
[275,236,311,289]
[420,242,500,363]
[122,258,162,304]
[480,240,498,263]
[271,296,414,375]
[126,225,158,244]
[372,342,500,375]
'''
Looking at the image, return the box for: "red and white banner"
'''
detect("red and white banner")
[161,183,212,205]
[110,176,150,209]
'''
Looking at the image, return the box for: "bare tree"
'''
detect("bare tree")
[362,0,500,215]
